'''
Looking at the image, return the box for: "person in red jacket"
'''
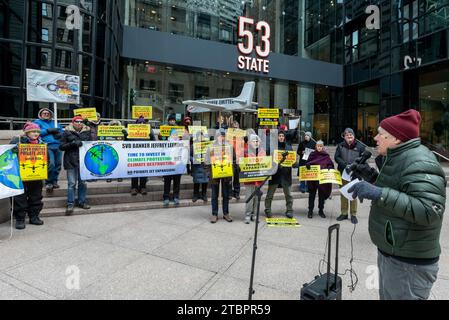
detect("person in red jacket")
[243,134,266,224]
[305,140,334,219]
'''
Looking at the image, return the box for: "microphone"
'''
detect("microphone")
[348,150,372,172]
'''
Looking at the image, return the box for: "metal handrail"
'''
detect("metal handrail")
[0,117,162,130]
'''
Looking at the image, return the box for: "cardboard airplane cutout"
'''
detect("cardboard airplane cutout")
[183,81,258,113]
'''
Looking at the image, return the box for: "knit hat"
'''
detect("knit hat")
[168,114,176,122]
[23,122,41,133]
[344,128,355,136]
[279,124,288,131]
[38,108,53,119]
[72,115,83,123]
[183,116,192,125]
[305,131,312,138]
[218,128,226,136]
[380,109,421,142]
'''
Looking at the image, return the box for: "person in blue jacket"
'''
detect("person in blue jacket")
[33,108,63,193]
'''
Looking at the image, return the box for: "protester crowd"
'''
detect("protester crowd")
[4,108,447,300]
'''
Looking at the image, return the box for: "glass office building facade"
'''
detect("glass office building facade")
[1,0,449,150]
[304,0,449,150]
[0,0,123,119]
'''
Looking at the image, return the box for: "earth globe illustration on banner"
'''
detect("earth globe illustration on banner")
[84,144,119,176]
[0,149,23,190]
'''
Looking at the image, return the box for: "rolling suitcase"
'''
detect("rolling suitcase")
[300,224,342,300]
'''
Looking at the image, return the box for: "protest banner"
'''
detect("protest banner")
[226,128,246,139]
[319,169,342,185]
[26,69,80,104]
[79,141,189,180]
[239,156,272,183]
[299,165,320,181]
[132,106,153,119]
[74,108,97,121]
[274,150,297,167]
[258,108,280,119]
[160,125,185,137]
[97,125,125,137]
[0,145,24,200]
[127,124,151,139]
[18,144,48,181]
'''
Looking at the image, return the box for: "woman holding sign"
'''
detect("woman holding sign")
[10,123,45,230]
[305,140,334,219]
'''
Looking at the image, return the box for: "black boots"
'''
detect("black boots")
[318,210,326,218]
[29,216,44,225]
[307,210,313,219]
[15,220,25,230]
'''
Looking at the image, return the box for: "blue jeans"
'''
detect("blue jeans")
[211,180,230,216]
[47,146,62,185]
[67,168,87,205]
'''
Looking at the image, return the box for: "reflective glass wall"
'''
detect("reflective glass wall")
[126,0,301,56]
[0,0,123,121]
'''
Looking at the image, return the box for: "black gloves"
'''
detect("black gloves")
[76,140,83,147]
[47,128,59,134]
[306,164,311,170]
[67,135,76,142]
[348,181,382,203]
[351,163,379,183]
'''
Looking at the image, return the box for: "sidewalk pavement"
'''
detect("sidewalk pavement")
[0,191,448,300]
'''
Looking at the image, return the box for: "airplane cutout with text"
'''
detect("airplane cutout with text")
[183,81,258,113]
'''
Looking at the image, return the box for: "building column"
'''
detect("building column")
[298,85,314,136]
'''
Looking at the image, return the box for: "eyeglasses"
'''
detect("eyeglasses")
[74,120,83,124]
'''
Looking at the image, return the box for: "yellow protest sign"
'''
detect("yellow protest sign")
[160,125,185,137]
[266,217,301,228]
[258,108,280,119]
[127,124,151,139]
[319,169,342,185]
[132,106,153,119]
[188,126,208,135]
[274,150,297,167]
[97,125,125,137]
[299,165,321,181]
[18,144,48,181]
[74,108,97,121]
[212,161,233,179]
[239,156,272,172]
[239,156,272,183]
[193,141,212,163]
[259,121,279,126]
[226,128,246,139]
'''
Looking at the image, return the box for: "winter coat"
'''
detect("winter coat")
[370,138,446,259]
[59,124,91,170]
[190,142,209,184]
[297,139,317,167]
[269,142,298,187]
[306,150,334,198]
[334,140,365,173]
[242,145,267,187]
[33,119,63,147]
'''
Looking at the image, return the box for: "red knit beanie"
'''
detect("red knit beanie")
[380,109,421,142]
[72,115,83,123]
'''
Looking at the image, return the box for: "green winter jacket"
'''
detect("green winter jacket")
[370,138,446,259]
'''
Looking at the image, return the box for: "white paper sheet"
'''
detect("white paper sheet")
[342,169,352,182]
[340,178,361,201]
[289,118,300,129]
[302,148,314,160]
